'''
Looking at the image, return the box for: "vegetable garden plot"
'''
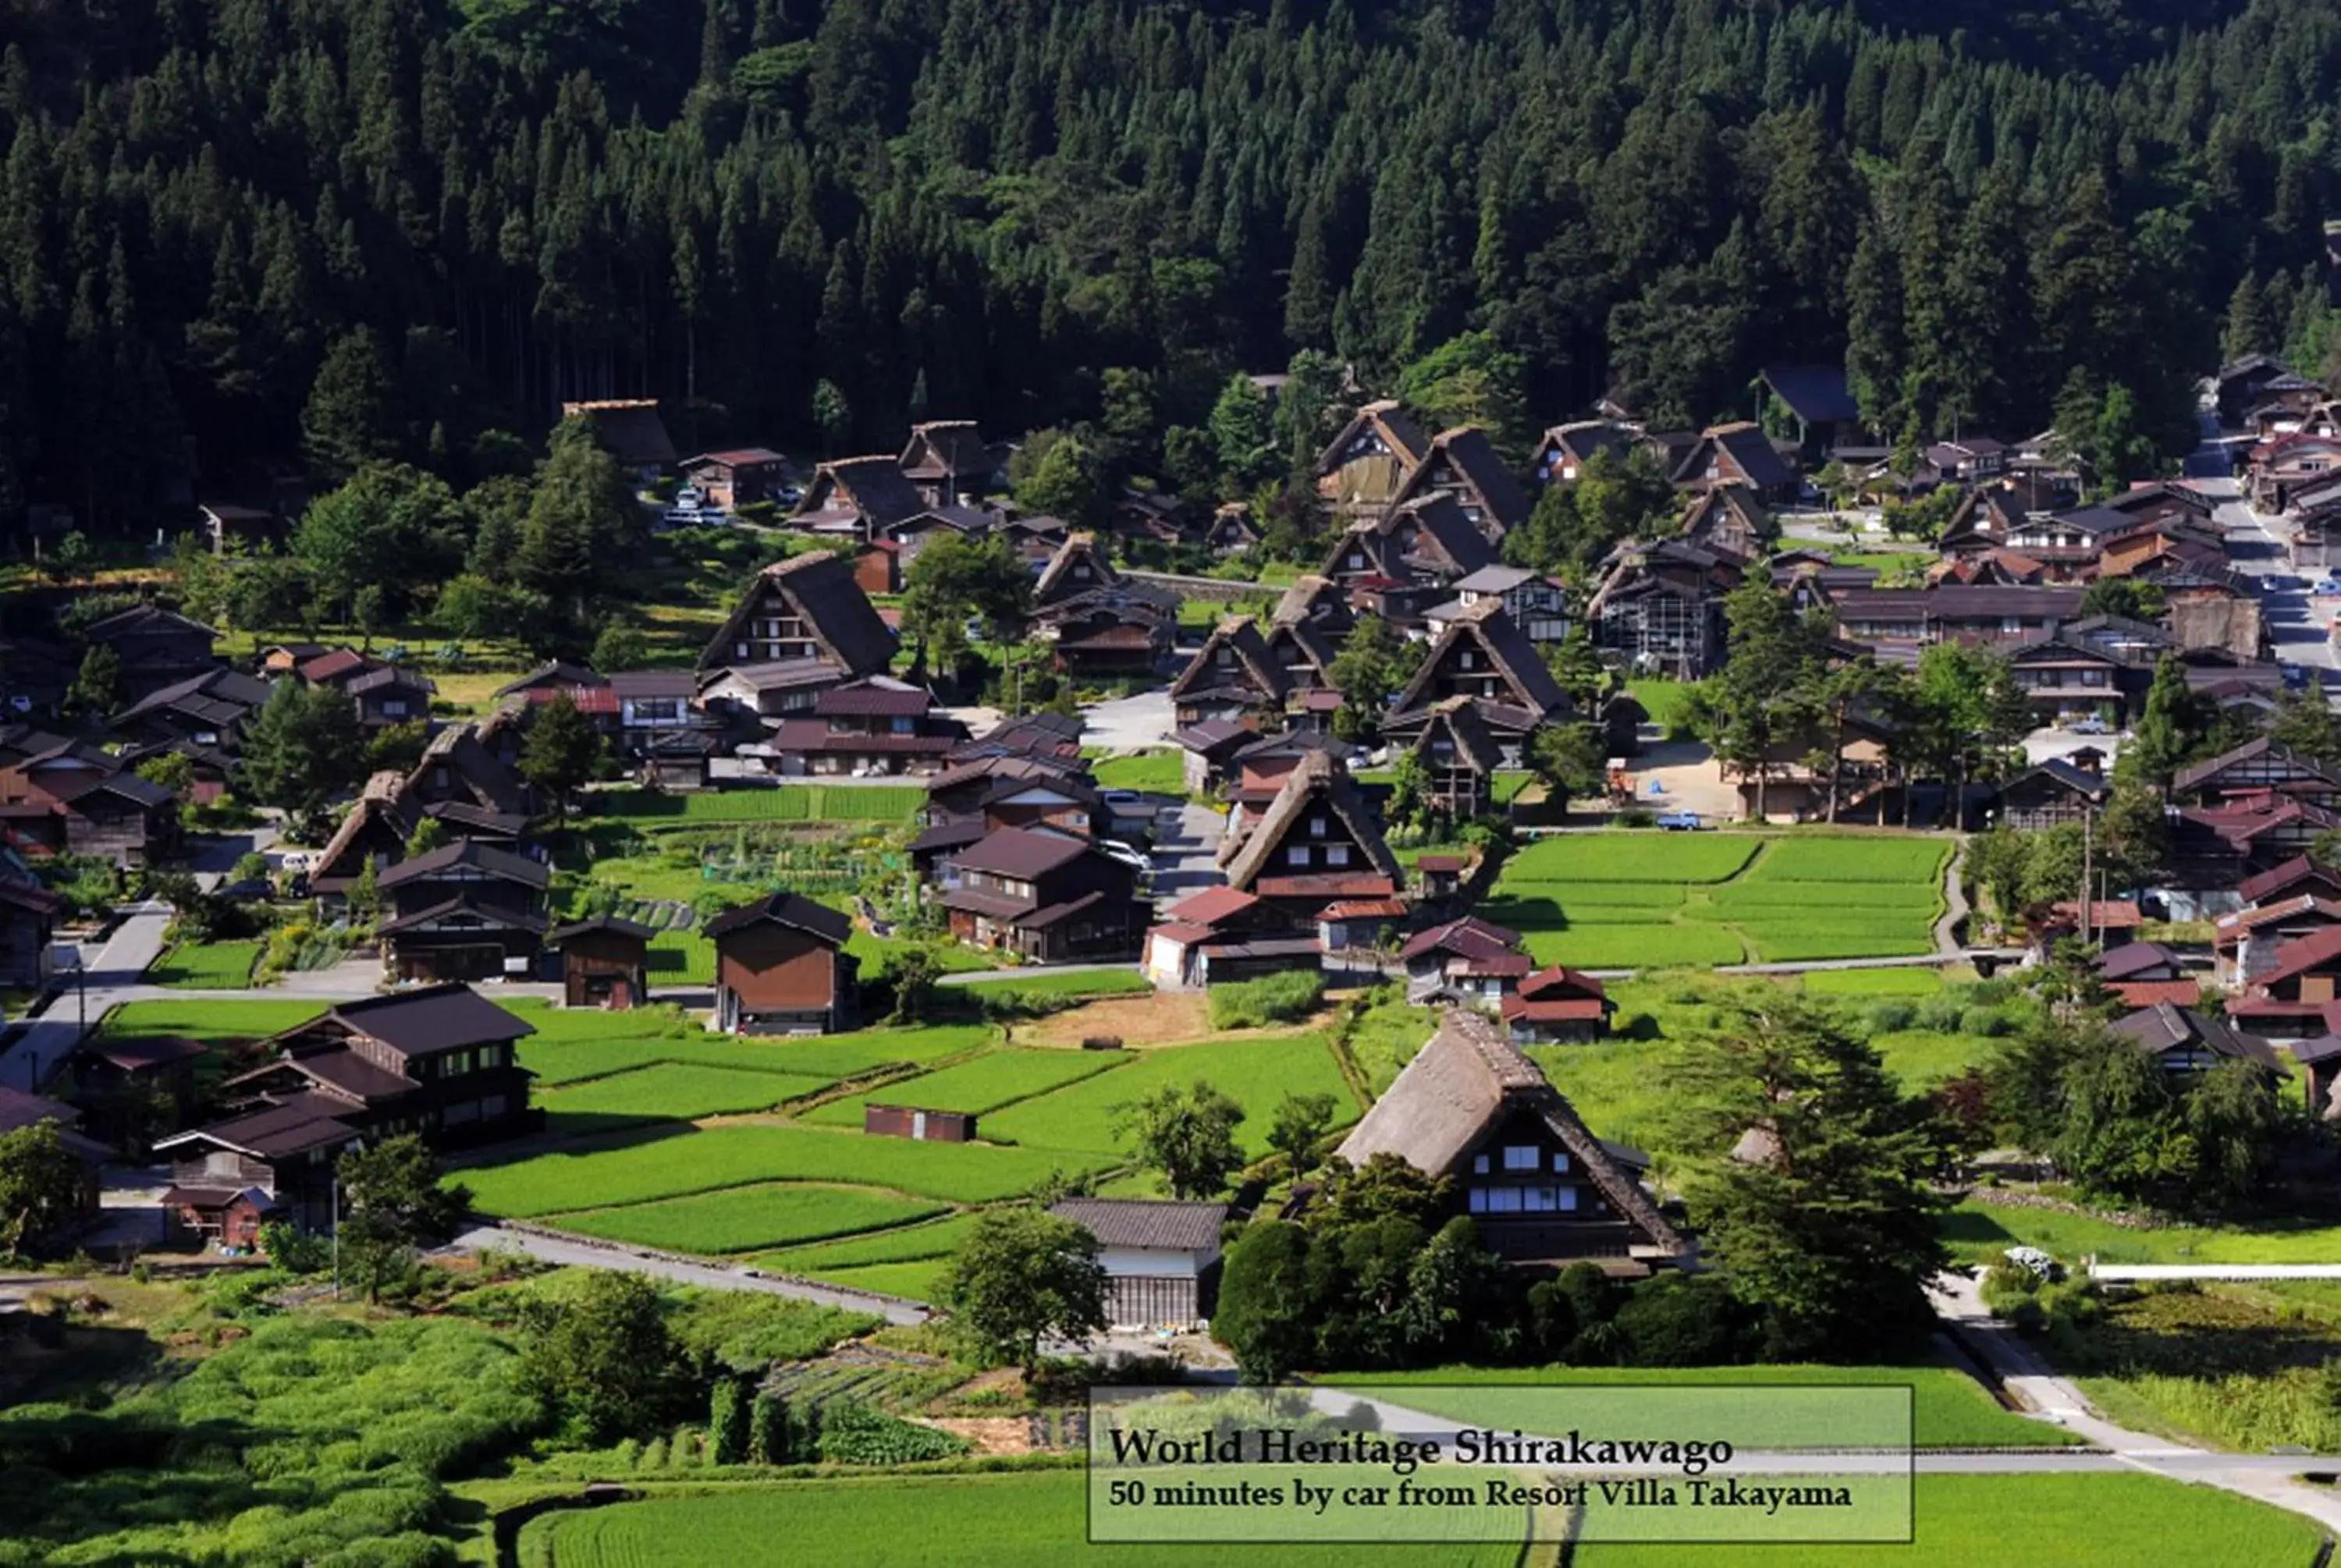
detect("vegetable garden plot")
[804,1048,1131,1126]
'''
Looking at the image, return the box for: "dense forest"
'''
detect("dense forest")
[3,0,2341,531]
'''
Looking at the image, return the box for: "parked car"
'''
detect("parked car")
[2065,716,2111,735]
[2311,578,2341,596]
[1654,811,1707,831]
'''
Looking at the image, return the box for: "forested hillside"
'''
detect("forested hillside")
[2,0,2338,530]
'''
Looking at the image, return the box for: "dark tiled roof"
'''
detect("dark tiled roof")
[309,984,537,1059]
[704,891,854,946]
[953,825,1093,880]
[378,839,550,891]
[1759,364,1860,424]
[1050,1198,1227,1251]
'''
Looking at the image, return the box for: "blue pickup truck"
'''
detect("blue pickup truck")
[1654,811,1707,831]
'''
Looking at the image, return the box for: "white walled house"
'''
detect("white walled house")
[1050,1198,1228,1327]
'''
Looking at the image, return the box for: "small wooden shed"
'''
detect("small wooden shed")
[548,915,655,1009]
[864,1104,977,1143]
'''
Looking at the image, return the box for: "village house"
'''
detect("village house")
[1586,538,1743,678]
[83,602,222,701]
[1333,1009,1691,1276]
[708,892,859,1035]
[1398,696,1509,818]
[407,717,536,828]
[376,839,551,983]
[1023,533,1178,679]
[765,676,967,776]
[2217,353,2294,427]
[563,398,676,484]
[1669,421,1798,504]
[2116,1000,2287,1071]
[897,420,995,506]
[1143,886,1320,988]
[345,665,437,735]
[938,826,1150,961]
[606,670,722,789]
[1757,364,1864,456]
[1423,564,1569,644]
[1402,916,1532,1009]
[0,873,62,990]
[1995,759,2110,831]
[1049,1197,1229,1329]
[108,666,273,791]
[2002,627,2141,728]
[1273,573,1358,640]
[548,915,654,1010]
[1380,601,1571,769]
[197,500,280,555]
[2172,740,2341,814]
[1218,750,1403,917]
[1202,502,1261,555]
[1386,427,1533,543]
[2249,432,2341,513]
[1168,616,1291,730]
[1530,420,1633,485]
[680,448,790,509]
[1832,585,2087,658]
[1314,399,1433,512]
[68,1031,207,1148]
[0,740,179,866]
[1261,612,1343,714]
[1502,966,1616,1044]
[2226,926,2341,1038]
[1677,485,1767,562]
[2094,943,2201,1010]
[2215,896,2341,988]
[1318,493,1497,622]
[697,550,901,717]
[792,454,928,537]
[157,984,539,1232]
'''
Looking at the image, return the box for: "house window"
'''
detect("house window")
[1472,1155,1490,1174]
[1287,845,1311,867]
[1309,816,1327,837]
[1458,650,1477,670]
[1216,648,1232,667]
[381,701,407,718]
[1503,1145,1539,1171]
[2001,619,2022,634]
[1551,1151,1571,1172]
[1325,844,1351,867]
[892,716,915,733]
[1469,1187,1526,1214]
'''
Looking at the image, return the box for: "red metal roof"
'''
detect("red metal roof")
[1318,899,1409,919]
[1164,886,1260,926]
[2108,979,2204,1009]
[1500,996,1609,1023]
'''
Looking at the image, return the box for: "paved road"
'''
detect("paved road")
[186,825,280,892]
[1931,1268,2341,1529]
[443,1223,931,1325]
[2190,404,2341,679]
[1149,800,1227,907]
[0,902,173,1091]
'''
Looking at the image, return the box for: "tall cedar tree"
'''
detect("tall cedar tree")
[519,692,603,819]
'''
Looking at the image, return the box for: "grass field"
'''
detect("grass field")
[457,1124,1100,1215]
[1488,835,1948,970]
[1942,1201,2341,1268]
[752,1210,986,1274]
[102,997,322,1041]
[518,1020,978,1088]
[554,1183,945,1254]
[539,1062,833,1123]
[979,1034,1353,1157]
[523,1471,2318,1567]
[1801,968,1946,997]
[1089,750,1185,793]
[953,968,1155,1001]
[1346,1363,2074,1449]
[523,1471,1522,1566]
[805,1048,1129,1127]
[148,941,262,989]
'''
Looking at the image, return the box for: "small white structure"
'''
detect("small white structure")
[1050,1198,1228,1328]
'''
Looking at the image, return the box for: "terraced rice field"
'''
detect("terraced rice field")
[804,1048,1129,1126]
[554,1183,945,1253]
[539,1062,833,1124]
[980,1034,1354,1156]
[149,941,262,989]
[1489,834,1950,969]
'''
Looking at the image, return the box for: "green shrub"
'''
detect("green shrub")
[815,1399,968,1463]
[1913,994,1966,1031]
[1865,999,1919,1032]
[1960,1006,2012,1037]
[1207,970,1327,1029]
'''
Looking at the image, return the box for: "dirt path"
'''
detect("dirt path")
[1934,837,1972,955]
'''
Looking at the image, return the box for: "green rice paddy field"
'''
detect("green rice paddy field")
[521,1470,2323,1567]
[1490,833,1952,967]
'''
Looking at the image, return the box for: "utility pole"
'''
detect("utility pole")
[330,1174,340,1300]
[2080,806,2094,949]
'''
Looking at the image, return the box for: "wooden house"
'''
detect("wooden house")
[345,666,436,733]
[1531,420,1634,486]
[563,399,676,483]
[2214,895,2341,986]
[865,1103,978,1143]
[310,771,421,900]
[1401,696,1508,818]
[1502,966,1615,1045]
[1586,538,1742,679]
[1271,573,1356,640]
[2116,1000,2287,1070]
[1831,585,2087,658]
[1333,1009,1690,1275]
[1218,750,1402,917]
[708,892,859,1035]
[1669,422,1797,503]
[1387,427,1533,543]
[83,603,220,700]
[407,719,535,825]
[1049,1198,1228,1328]
[2172,740,2341,812]
[158,984,539,1229]
[937,827,1149,961]
[0,632,76,715]
[1143,885,1315,988]
[1318,494,1497,611]
[897,421,993,506]
[680,447,790,509]
[197,501,279,555]
[1757,364,1863,454]
[1677,485,1767,562]
[376,839,550,983]
[2002,630,2137,728]
[1401,916,1531,1009]
[1313,399,1433,512]
[697,551,900,715]
[1424,564,1569,644]
[1025,533,1178,679]
[1203,502,1261,554]
[549,915,654,1009]
[1168,616,1291,729]
[1262,614,1341,705]
[1996,761,2111,831]
[2226,926,2341,1038]
[67,1031,205,1146]
[2238,856,2341,908]
[2217,354,2293,427]
[0,747,179,867]
[793,454,926,537]
[767,676,967,776]
[1380,601,1570,769]
[0,874,62,990]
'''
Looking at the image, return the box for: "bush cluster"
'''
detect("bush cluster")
[1207,970,1327,1029]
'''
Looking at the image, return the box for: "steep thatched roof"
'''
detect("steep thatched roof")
[1032,531,1121,605]
[698,550,898,676]
[1168,615,1291,706]
[1334,1009,1686,1254]
[1412,695,1506,774]
[1389,599,1568,719]
[1273,573,1354,630]
[1220,750,1400,887]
